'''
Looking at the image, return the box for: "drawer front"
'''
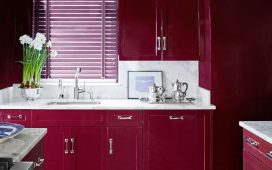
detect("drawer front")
[0,109,31,127]
[108,110,142,126]
[243,129,272,155]
[32,110,107,127]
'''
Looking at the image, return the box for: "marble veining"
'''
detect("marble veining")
[0,128,47,162]
[239,121,272,144]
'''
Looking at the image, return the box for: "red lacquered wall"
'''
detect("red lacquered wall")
[209,0,272,169]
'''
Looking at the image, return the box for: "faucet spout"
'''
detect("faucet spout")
[74,68,84,99]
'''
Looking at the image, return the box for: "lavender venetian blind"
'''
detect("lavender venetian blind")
[33,0,118,81]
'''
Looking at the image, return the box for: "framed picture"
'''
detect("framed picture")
[127,71,163,99]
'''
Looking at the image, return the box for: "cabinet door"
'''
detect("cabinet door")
[108,127,142,170]
[243,150,264,170]
[119,0,159,60]
[72,127,107,170]
[42,127,72,170]
[163,0,200,60]
[144,110,204,170]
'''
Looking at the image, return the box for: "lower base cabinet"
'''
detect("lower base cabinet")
[108,127,142,170]
[31,109,212,170]
[144,110,210,170]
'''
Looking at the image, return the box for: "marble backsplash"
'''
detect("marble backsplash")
[10,61,199,100]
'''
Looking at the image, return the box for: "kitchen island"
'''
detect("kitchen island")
[0,128,47,162]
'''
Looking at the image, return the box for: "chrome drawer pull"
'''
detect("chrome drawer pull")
[64,138,69,154]
[34,157,45,167]
[117,115,133,120]
[169,116,184,120]
[109,138,113,155]
[7,114,23,120]
[157,37,161,50]
[70,138,75,154]
[245,137,259,147]
[162,36,167,50]
[267,151,272,159]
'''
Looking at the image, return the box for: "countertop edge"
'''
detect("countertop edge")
[239,121,272,144]
[14,128,47,162]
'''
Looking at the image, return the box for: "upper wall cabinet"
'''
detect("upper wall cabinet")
[118,0,158,60]
[119,0,205,60]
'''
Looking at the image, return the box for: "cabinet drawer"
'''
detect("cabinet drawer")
[32,110,107,127]
[243,130,271,155]
[243,129,272,167]
[108,110,142,126]
[0,109,31,127]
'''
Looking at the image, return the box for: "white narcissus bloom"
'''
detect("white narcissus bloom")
[50,50,58,57]
[46,40,52,48]
[30,40,43,51]
[19,35,32,45]
[35,33,46,44]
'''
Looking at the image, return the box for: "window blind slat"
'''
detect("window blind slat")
[34,0,118,80]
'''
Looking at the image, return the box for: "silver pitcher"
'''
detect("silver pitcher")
[148,83,165,103]
[172,79,188,102]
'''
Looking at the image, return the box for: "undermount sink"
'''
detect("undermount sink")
[47,101,101,105]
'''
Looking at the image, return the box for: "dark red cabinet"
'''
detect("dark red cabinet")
[242,129,272,170]
[32,110,143,170]
[0,109,31,127]
[119,0,205,61]
[108,127,142,170]
[163,0,201,60]
[72,127,107,170]
[144,110,206,170]
[118,0,158,60]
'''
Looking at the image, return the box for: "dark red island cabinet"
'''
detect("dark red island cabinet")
[31,110,143,170]
[242,129,272,170]
[143,110,212,170]
[119,0,206,60]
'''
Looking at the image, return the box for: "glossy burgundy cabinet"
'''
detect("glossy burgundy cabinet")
[119,0,206,60]
[0,109,31,127]
[144,110,210,170]
[242,130,272,170]
[32,110,143,170]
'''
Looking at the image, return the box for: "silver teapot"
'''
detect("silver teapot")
[172,79,188,102]
[148,83,165,103]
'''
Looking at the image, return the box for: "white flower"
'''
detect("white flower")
[46,40,52,48]
[19,35,33,45]
[35,33,46,44]
[50,50,57,57]
[30,39,43,51]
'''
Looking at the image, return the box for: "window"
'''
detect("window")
[33,0,118,82]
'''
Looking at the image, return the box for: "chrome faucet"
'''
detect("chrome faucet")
[74,68,85,99]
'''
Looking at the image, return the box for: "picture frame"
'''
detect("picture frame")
[127,71,163,99]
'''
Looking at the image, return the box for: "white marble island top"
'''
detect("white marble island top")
[0,99,215,110]
[0,128,47,162]
[239,121,272,144]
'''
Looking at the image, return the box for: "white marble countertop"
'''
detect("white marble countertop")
[0,128,47,162]
[239,121,272,144]
[0,99,215,110]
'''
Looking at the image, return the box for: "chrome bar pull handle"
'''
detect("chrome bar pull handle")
[246,137,259,147]
[70,138,75,154]
[109,138,113,155]
[169,115,184,120]
[157,37,161,50]
[117,115,133,120]
[7,114,23,120]
[267,151,272,159]
[64,138,69,154]
[34,157,45,167]
[162,36,167,50]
